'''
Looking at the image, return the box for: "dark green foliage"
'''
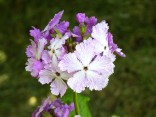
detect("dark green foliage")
[0,0,156,117]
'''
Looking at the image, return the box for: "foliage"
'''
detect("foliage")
[0,0,156,117]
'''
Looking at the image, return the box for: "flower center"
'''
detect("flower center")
[52,49,55,54]
[83,66,88,71]
[55,72,60,76]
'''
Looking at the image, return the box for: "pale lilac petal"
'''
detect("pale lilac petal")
[39,69,55,84]
[50,78,67,97]
[25,58,43,77]
[41,50,51,64]
[86,71,109,90]
[75,38,95,66]
[67,71,86,93]
[36,38,47,59]
[26,40,37,58]
[89,55,115,75]
[91,21,109,46]
[59,53,83,73]
[60,72,72,80]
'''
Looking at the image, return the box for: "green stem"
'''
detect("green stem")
[73,91,80,115]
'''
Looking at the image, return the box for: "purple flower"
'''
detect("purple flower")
[42,11,70,39]
[76,13,86,24]
[73,13,97,42]
[73,26,82,42]
[85,16,97,34]
[108,32,126,57]
[32,97,52,117]
[32,97,74,117]
[26,58,43,77]
[25,38,47,77]
[55,21,70,35]
[29,27,42,42]
[59,38,115,93]
[52,99,74,117]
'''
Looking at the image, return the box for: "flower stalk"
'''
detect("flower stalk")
[73,91,80,115]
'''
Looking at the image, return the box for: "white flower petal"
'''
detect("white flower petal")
[86,71,109,90]
[39,70,55,84]
[67,71,86,93]
[89,55,115,75]
[50,78,67,97]
[91,21,109,47]
[59,53,83,73]
[75,38,95,66]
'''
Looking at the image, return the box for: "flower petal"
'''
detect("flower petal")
[50,78,67,97]
[75,38,96,66]
[67,71,86,93]
[86,71,109,90]
[59,53,83,73]
[39,69,55,84]
[89,55,115,75]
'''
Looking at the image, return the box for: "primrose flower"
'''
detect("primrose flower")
[32,97,74,117]
[74,13,97,42]
[59,38,115,93]
[25,38,47,77]
[39,56,71,96]
[76,13,86,24]
[48,33,69,63]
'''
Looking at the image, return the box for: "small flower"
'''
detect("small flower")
[74,13,97,42]
[29,27,42,42]
[76,13,86,24]
[25,38,47,77]
[39,56,71,96]
[55,21,70,35]
[52,99,74,117]
[32,97,74,117]
[85,16,97,34]
[59,38,115,93]
[91,21,125,57]
[48,33,69,64]
[32,97,52,117]
[107,32,126,57]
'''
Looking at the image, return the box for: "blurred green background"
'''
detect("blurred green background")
[0,0,156,117]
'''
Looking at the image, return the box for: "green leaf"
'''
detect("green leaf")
[62,89,91,117]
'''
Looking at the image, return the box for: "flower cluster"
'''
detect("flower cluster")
[25,11,125,97]
[32,97,74,117]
